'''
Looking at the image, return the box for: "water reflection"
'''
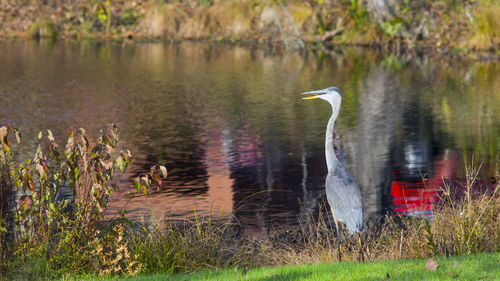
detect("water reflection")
[0,41,499,230]
[391,150,459,216]
[349,64,405,219]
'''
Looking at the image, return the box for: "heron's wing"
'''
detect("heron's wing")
[325,162,363,232]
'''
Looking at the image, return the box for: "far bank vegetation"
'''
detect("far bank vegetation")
[1,0,499,53]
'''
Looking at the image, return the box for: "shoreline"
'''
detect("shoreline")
[2,36,498,63]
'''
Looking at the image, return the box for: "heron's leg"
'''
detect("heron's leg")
[337,243,342,261]
[330,207,340,236]
[356,233,364,261]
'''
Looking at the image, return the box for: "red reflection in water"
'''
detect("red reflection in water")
[391,151,459,216]
[391,181,437,215]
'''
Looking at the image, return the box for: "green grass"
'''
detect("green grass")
[74,253,500,281]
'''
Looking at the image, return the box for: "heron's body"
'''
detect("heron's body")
[326,161,364,234]
[302,87,364,234]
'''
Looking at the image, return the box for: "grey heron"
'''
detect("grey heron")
[302,87,364,234]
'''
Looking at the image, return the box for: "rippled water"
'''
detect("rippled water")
[1,41,499,232]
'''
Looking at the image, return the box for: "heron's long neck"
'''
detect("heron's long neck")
[325,105,340,171]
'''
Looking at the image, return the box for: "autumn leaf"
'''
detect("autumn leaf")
[425,258,439,271]
[14,127,21,144]
[47,129,55,141]
[159,165,168,178]
[36,163,46,179]
[116,155,126,172]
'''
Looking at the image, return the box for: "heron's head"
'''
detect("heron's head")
[301,87,342,107]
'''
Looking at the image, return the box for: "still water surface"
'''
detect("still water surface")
[1,41,498,231]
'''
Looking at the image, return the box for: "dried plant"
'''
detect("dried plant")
[90,224,142,276]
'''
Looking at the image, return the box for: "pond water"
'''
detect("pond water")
[1,41,499,233]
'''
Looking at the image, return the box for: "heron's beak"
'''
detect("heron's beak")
[301,88,327,100]
[302,95,320,100]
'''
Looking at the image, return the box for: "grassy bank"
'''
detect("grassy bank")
[1,124,499,280]
[80,253,500,281]
[1,1,499,56]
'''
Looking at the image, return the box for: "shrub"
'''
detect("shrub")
[0,123,165,278]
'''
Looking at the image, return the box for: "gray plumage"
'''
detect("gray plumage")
[302,87,364,234]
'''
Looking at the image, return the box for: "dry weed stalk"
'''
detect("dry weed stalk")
[91,224,142,277]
